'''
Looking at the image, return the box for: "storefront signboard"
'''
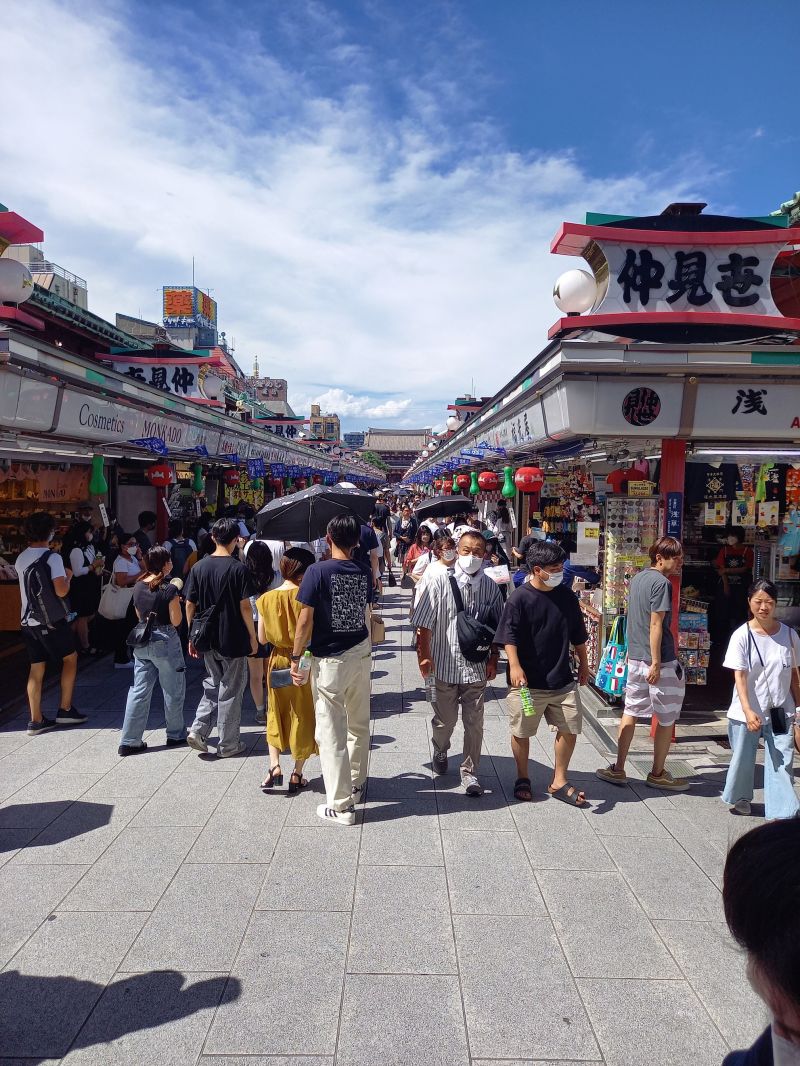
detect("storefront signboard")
[110,355,225,402]
[560,380,684,437]
[694,382,800,439]
[666,492,683,538]
[575,522,600,566]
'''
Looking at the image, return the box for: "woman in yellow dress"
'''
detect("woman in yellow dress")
[257,547,317,793]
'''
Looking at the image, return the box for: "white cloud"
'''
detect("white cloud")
[1,2,724,428]
[295,387,412,421]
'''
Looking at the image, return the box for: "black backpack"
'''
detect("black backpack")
[169,539,194,576]
[188,565,235,653]
[23,550,71,629]
[448,575,497,663]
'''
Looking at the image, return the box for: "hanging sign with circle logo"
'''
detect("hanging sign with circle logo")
[621,387,661,427]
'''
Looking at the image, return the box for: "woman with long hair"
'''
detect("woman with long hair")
[403,524,434,577]
[721,579,800,819]
[62,520,103,654]
[257,547,317,792]
[118,546,187,755]
[243,540,276,725]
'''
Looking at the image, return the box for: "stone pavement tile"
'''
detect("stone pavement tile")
[654,919,768,1049]
[0,911,147,1058]
[187,797,287,864]
[336,973,469,1066]
[347,865,456,975]
[602,835,723,921]
[0,863,88,967]
[577,977,729,1066]
[0,773,101,828]
[441,829,547,916]
[358,816,443,866]
[454,914,600,1060]
[48,731,148,775]
[281,776,339,827]
[128,772,233,827]
[256,826,359,911]
[60,970,231,1065]
[197,1059,333,1065]
[370,714,430,753]
[13,796,146,865]
[120,863,267,972]
[0,733,32,757]
[581,780,673,838]
[0,827,37,869]
[204,911,348,1056]
[434,778,516,831]
[472,1062,603,1066]
[83,758,179,799]
[653,808,728,888]
[514,801,616,872]
[537,869,682,980]
[59,825,201,911]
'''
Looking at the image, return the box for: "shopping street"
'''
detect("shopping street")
[0,585,769,1066]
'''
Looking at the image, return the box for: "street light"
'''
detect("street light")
[553,269,597,314]
[446,414,460,432]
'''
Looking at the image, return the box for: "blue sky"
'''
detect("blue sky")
[2,0,797,433]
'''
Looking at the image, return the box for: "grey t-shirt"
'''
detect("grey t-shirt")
[626,568,676,663]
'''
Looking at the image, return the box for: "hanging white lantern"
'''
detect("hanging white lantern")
[0,259,34,304]
[553,269,597,314]
[446,415,461,432]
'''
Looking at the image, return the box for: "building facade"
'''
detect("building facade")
[309,404,341,441]
[363,427,432,483]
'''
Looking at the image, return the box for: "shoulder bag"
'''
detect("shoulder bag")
[98,574,134,621]
[594,615,628,696]
[188,564,236,653]
[447,575,496,663]
[126,587,166,648]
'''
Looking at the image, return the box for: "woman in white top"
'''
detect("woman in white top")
[110,534,142,667]
[64,521,104,653]
[721,579,800,819]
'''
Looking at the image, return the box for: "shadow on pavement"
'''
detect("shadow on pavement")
[0,801,114,850]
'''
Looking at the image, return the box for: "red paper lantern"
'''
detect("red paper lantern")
[433,478,443,490]
[441,481,453,495]
[455,473,471,491]
[312,474,323,485]
[295,478,308,490]
[223,468,240,488]
[477,470,499,492]
[514,466,544,493]
[145,462,173,487]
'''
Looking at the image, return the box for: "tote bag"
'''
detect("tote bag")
[594,615,628,696]
[98,578,134,621]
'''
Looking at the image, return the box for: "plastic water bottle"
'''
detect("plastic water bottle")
[425,674,438,706]
[519,686,536,717]
[296,651,313,685]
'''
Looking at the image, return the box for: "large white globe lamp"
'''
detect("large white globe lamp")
[0,259,34,304]
[553,269,597,314]
[446,415,461,432]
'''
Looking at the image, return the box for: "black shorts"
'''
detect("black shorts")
[21,620,78,664]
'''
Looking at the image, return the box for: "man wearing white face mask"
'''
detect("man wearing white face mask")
[412,531,503,796]
[496,540,590,806]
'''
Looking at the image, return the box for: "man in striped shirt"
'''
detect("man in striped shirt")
[411,531,503,796]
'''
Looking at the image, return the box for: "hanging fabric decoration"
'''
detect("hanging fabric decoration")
[501,466,516,499]
[89,455,108,496]
[192,463,204,494]
[469,471,480,496]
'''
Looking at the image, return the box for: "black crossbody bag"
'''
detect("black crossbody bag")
[189,566,236,653]
[448,575,497,663]
[747,627,789,735]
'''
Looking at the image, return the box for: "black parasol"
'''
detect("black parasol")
[255,484,376,541]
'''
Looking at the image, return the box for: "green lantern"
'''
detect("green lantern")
[192,463,204,494]
[284,476,293,489]
[469,470,479,496]
[88,454,108,496]
[451,473,458,493]
[501,465,516,499]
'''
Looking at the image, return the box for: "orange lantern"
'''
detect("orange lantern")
[145,462,173,487]
[455,473,471,492]
[514,466,544,493]
[477,470,499,492]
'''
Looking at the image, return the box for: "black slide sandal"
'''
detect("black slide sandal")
[513,777,532,802]
[548,782,587,807]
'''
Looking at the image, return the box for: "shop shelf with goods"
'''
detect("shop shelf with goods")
[678,596,711,687]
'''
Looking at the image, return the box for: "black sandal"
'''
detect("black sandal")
[287,770,309,795]
[548,782,587,807]
[260,765,283,791]
[513,777,532,802]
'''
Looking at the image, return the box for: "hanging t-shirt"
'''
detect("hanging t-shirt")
[605,469,630,494]
[297,558,371,657]
[723,622,800,723]
[703,465,740,502]
[785,467,800,508]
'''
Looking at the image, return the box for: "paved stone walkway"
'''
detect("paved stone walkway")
[0,587,769,1065]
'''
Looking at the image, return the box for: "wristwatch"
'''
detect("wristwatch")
[290,654,302,662]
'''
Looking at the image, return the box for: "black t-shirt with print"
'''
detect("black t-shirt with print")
[185,555,254,657]
[297,558,371,657]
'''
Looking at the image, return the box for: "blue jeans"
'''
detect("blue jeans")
[722,718,799,820]
[120,628,186,747]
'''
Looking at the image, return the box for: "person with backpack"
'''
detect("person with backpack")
[184,518,257,758]
[162,519,197,577]
[15,511,88,736]
[411,530,503,797]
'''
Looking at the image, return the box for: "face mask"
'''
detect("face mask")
[441,549,457,563]
[726,536,738,546]
[772,1024,800,1066]
[538,569,564,588]
[458,554,483,575]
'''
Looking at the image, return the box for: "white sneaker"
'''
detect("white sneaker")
[733,799,751,815]
[186,732,208,753]
[316,803,356,826]
[218,742,246,759]
[461,771,483,797]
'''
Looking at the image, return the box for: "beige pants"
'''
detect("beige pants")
[433,679,486,773]
[311,637,372,811]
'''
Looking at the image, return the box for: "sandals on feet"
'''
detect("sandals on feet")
[287,770,309,795]
[548,782,588,807]
[260,765,284,791]
[513,777,532,802]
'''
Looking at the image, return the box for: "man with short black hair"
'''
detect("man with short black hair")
[185,517,257,758]
[497,540,589,806]
[133,511,157,555]
[412,530,503,796]
[291,514,372,826]
[15,512,88,735]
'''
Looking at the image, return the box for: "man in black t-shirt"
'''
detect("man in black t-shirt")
[373,494,392,569]
[292,515,372,826]
[495,541,589,806]
[185,518,256,758]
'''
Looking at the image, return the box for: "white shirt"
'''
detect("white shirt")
[15,546,66,626]
[113,555,141,582]
[723,622,800,723]
[69,544,97,577]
